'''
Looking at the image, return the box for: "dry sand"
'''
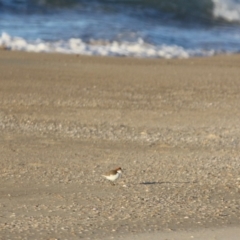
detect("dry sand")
[0,51,240,239]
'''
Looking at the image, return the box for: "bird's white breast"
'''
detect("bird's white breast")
[104,172,120,181]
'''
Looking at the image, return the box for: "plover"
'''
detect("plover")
[102,167,122,185]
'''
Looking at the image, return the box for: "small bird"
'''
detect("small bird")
[102,167,122,185]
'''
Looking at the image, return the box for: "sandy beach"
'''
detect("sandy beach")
[0,51,240,239]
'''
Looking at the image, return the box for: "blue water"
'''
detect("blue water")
[0,0,240,58]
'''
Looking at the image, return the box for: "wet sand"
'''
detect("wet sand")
[0,51,240,239]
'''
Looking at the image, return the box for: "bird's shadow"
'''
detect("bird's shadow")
[140,181,197,185]
[140,181,164,185]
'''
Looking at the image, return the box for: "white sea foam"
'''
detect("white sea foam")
[212,0,240,22]
[0,32,216,58]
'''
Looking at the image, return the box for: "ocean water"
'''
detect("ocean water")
[0,0,240,58]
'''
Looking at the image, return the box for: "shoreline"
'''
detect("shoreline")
[0,51,240,239]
